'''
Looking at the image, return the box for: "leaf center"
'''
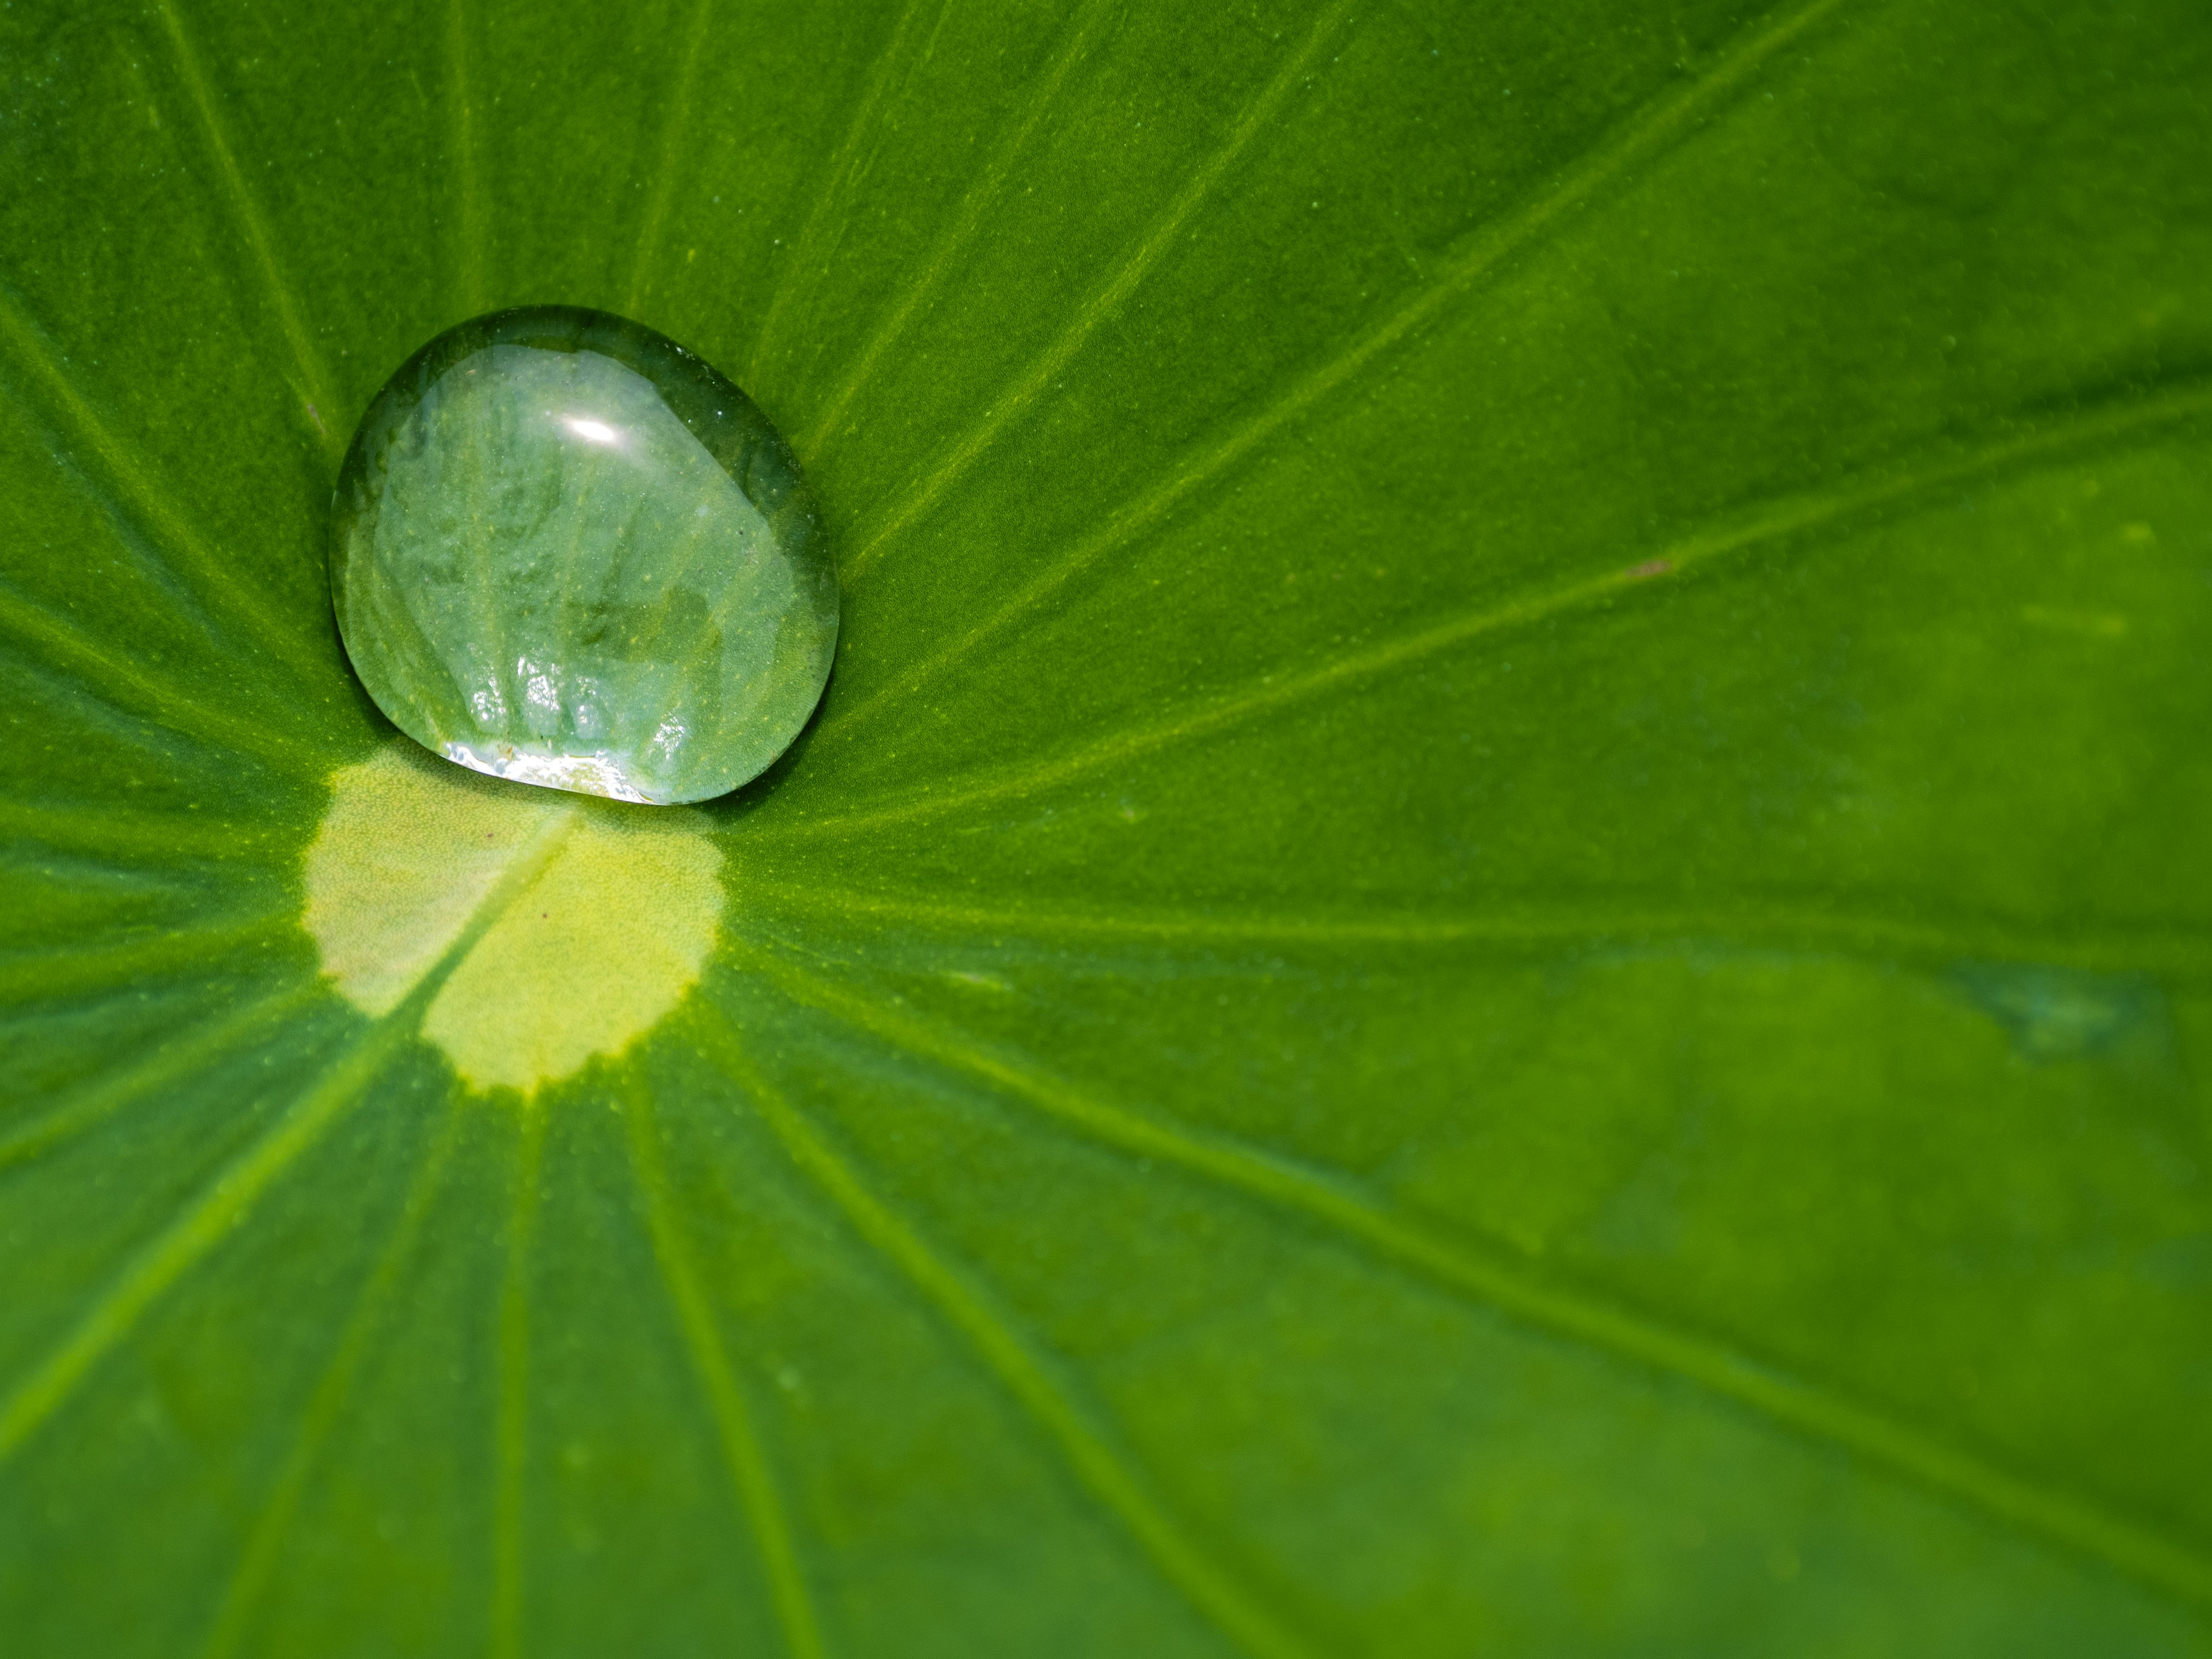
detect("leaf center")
[301,741,724,1090]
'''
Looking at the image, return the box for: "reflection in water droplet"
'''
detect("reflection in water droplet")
[329,306,838,805]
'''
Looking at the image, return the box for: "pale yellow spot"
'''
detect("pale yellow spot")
[304,742,724,1092]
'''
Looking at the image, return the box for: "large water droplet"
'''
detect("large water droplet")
[329,306,838,804]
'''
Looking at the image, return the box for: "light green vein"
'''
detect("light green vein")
[0,800,582,1463]
[149,0,343,455]
[794,0,1118,457]
[491,1101,546,1659]
[13,857,264,907]
[0,289,329,682]
[728,940,2212,1611]
[782,377,2212,840]
[624,0,714,315]
[447,0,486,316]
[198,1103,463,1659]
[623,1074,825,1659]
[809,0,1859,746]
[838,0,1357,582]
[691,1003,1317,1659]
[0,664,236,775]
[738,881,2212,983]
[0,1016,400,1463]
[0,983,320,1177]
[0,916,297,1005]
[747,0,941,387]
[0,585,324,778]
[0,799,282,863]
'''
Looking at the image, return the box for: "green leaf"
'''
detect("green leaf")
[3,0,2210,1652]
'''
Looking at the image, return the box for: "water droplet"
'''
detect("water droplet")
[329,306,838,804]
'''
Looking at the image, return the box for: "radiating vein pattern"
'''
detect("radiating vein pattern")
[795,0,1119,457]
[786,378,2212,838]
[623,0,715,313]
[445,0,487,315]
[0,917,300,1006]
[491,1104,546,1659]
[729,940,2212,1608]
[810,0,1862,743]
[746,0,945,387]
[624,1074,825,1659]
[834,0,1358,580]
[0,1016,399,1461]
[692,1002,1321,1659]
[9,0,2212,1647]
[0,584,323,778]
[147,0,343,453]
[0,798,287,863]
[0,983,319,1176]
[739,880,2212,984]
[0,287,329,675]
[198,1104,463,1659]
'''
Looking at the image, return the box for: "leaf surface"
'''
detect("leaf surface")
[3,0,2211,1652]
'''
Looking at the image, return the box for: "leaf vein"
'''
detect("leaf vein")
[736,881,2212,982]
[490,1103,546,1659]
[446,0,487,315]
[837,0,1357,583]
[149,0,343,456]
[794,0,1119,457]
[732,940,2212,1609]
[746,0,944,387]
[0,983,321,1177]
[0,287,331,681]
[197,1103,462,1659]
[694,1002,1319,1659]
[0,1016,397,1464]
[0,801,596,1464]
[624,0,714,315]
[784,378,2212,839]
[623,1075,827,1659]
[0,584,324,778]
[0,916,298,1007]
[812,0,1861,738]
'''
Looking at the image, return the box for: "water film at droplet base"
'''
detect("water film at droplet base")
[328,306,839,805]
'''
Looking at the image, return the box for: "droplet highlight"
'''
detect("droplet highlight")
[329,305,838,804]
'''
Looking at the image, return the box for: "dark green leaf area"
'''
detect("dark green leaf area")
[3,0,2211,1654]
